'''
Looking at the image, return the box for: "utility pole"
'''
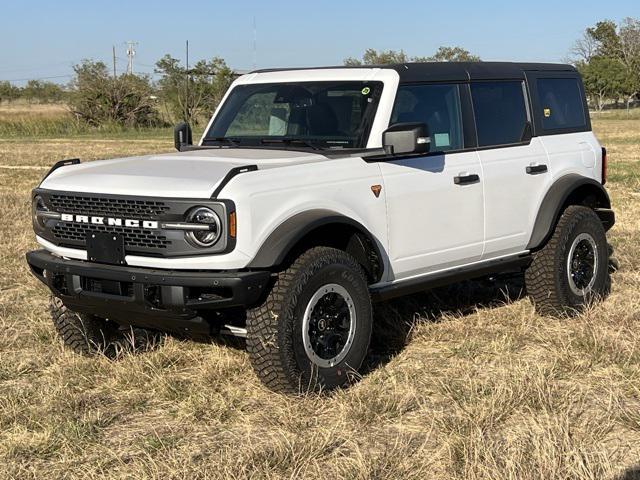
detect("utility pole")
[126,41,138,74]
[185,40,190,123]
[112,45,117,78]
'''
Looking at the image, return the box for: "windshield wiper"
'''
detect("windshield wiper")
[260,138,322,150]
[206,137,240,147]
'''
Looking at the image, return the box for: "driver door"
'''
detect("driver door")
[378,83,484,281]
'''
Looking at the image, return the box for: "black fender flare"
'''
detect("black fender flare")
[247,209,385,281]
[527,174,612,250]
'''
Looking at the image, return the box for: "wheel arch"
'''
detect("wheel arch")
[247,209,385,283]
[527,174,613,251]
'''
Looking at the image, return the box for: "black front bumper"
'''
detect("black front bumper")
[26,250,271,335]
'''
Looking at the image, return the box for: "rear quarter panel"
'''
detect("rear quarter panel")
[541,131,602,183]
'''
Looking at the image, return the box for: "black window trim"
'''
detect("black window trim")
[469,78,533,150]
[525,71,591,136]
[387,81,471,152]
[365,79,536,163]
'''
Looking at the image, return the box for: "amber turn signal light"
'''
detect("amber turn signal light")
[229,211,237,238]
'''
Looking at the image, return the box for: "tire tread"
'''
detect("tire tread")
[525,205,609,316]
[246,247,369,393]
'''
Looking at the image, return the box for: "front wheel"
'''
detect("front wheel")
[50,296,121,355]
[246,247,373,393]
[525,205,610,316]
[50,297,161,357]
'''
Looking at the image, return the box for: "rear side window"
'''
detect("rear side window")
[471,81,528,147]
[536,78,586,131]
[391,83,463,151]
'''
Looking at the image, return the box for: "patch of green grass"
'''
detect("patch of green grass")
[0,103,205,140]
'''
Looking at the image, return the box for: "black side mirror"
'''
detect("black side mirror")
[382,122,430,156]
[174,122,193,151]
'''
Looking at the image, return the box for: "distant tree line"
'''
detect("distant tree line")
[3,21,637,130]
[344,46,481,65]
[571,17,640,110]
[0,80,66,103]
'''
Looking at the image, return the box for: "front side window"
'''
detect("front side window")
[204,82,383,149]
[471,81,528,147]
[536,77,586,131]
[390,83,463,151]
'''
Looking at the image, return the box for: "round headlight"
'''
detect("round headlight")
[185,207,222,248]
[32,195,48,229]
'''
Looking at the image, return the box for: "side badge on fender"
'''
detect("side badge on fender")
[371,184,382,198]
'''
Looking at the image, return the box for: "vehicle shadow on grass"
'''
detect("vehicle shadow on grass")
[187,274,527,369]
[617,466,640,480]
[157,274,526,378]
[363,273,526,374]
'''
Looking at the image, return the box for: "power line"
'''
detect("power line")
[0,62,75,74]
[136,62,158,69]
[0,74,73,82]
[0,47,135,75]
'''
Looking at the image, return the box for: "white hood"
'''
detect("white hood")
[40,148,326,198]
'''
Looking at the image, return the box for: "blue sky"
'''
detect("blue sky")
[0,0,637,84]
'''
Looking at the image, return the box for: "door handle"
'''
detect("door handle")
[526,164,548,174]
[454,174,480,185]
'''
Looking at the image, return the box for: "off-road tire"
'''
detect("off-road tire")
[525,205,609,316]
[246,247,373,394]
[50,296,122,355]
[50,297,160,356]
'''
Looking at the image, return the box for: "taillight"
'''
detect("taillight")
[601,147,607,185]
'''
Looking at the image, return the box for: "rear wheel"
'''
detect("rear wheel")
[525,206,610,316]
[246,247,372,393]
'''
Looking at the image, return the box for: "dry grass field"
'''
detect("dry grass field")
[0,105,639,479]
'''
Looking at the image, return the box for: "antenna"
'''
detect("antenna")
[126,41,138,74]
[252,17,257,69]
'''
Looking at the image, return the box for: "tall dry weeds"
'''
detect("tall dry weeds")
[0,107,639,479]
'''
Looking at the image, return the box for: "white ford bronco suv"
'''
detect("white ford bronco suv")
[27,62,615,393]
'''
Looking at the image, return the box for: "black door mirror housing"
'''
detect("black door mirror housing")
[174,122,193,151]
[382,122,430,156]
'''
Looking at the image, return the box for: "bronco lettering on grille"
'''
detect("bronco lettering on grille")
[60,213,159,229]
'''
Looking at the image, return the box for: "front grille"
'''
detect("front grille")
[46,194,173,252]
[49,194,170,218]
[53,223,171,249]
[36,190,229,256]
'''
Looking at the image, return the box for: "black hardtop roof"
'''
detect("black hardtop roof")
[251,61,577,83]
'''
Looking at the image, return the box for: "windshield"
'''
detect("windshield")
[203,81,383,149]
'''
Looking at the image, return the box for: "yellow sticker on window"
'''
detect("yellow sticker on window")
[543,108,552,117]
[361,87,371,95]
